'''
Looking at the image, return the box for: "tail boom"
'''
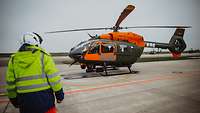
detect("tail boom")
[145,28,187,58]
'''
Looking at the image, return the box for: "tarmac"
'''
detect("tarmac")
[0,58,200,113]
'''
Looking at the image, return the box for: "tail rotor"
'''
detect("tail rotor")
[168,28,187,58]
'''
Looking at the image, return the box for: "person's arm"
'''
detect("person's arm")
[44,53,64,103]
[6,56,19,108]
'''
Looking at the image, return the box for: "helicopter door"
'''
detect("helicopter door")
[84,45,100,61]
[100,44,116,61]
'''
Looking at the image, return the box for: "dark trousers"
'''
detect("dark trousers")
[18,89,55,113]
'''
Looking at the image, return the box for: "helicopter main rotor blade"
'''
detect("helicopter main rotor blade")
[45,27,113,34]
[114,5,135,31]
[45,25,191,34]
[120,26,192,29]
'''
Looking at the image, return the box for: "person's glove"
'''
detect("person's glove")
[10,98,19,108]
[55,88,64,103]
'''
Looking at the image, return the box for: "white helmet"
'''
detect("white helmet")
[22,32,43,46]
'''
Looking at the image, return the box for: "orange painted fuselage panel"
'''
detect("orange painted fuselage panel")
[84,53,116,61]
[99,32,145,47]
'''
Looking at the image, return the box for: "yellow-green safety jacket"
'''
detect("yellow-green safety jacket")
[6,45,62,98]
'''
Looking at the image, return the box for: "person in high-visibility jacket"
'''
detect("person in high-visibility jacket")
[6,32,64,113]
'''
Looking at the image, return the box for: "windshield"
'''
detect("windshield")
[72,40,93,52]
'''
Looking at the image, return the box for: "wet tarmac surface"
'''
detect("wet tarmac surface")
[0,59,200,113]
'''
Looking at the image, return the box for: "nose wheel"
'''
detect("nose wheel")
[86,64,94,73]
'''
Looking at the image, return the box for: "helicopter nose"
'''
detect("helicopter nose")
[69,53,81,59]
[69,50,83,61]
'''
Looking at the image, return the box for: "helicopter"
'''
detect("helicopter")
[46,5,191,75]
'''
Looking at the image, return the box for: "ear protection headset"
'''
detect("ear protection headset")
[33,32,43,44]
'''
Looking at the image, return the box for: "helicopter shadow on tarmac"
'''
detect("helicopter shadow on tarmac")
[63,68,140,80]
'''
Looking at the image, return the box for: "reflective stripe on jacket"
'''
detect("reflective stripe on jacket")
[6,45,62,98]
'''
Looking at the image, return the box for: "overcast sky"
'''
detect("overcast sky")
[0,0,200,53]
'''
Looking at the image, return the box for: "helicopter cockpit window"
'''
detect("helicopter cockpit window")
[119,45,128,53]
[88,45,100,54]
[73,40,93,52]
[101,44,114,53]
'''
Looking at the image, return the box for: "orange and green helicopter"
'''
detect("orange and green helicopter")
[46,5,191,75]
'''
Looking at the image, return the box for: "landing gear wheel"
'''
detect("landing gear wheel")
[80,64,86,69]
[86,68,93,73]
[86,64,94,73]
